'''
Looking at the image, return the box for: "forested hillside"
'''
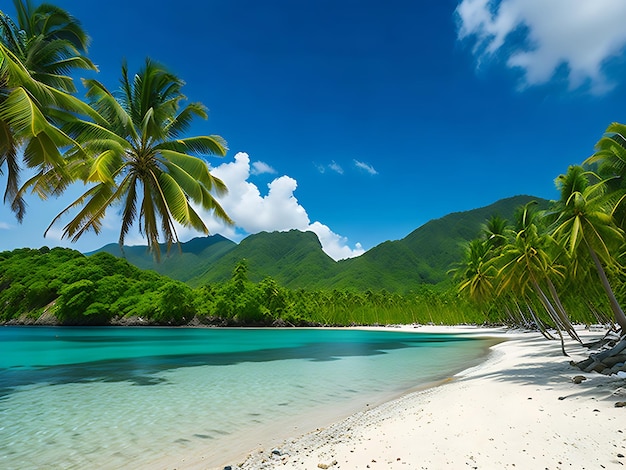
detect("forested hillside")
[90,195,549,291]
[2,194,571,327]
[95,235,237,283]
[0,247,488,326]
[0,248,195,325]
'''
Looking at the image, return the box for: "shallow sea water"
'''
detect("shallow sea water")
[0,327,494,469]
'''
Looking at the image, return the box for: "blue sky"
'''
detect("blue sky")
[3,0,626,260]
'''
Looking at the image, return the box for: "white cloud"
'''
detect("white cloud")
[308,222,365,260]
[329,161,344,174]
[315,161,344,174]
[0,221,12,230]
[456,0,626,93]
[195,152,364,260]
[354,160,378,175]
[210,153,308,234]
[250,160,277,175]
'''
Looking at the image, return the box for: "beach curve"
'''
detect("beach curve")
[204,326,626,470]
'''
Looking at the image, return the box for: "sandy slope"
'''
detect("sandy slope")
[221,327,626,470]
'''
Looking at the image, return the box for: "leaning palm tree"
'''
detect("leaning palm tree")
[549,165,626,333]
[585,121,626,233]
[46,59,232,259]
[0,1,96,219]
[497,204,573,354]
[0,43,94,219]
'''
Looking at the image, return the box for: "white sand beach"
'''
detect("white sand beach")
[208,327,626,470]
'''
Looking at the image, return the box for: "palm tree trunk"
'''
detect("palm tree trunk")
[531,279,568,356]
[526,302,555,340]
[513,298,531,328]
[545,279,581,343]
[587,244,626,334]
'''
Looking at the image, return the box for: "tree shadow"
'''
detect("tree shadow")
[458,335,626,402]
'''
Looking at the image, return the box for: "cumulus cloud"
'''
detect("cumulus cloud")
[193,152,364,260]
[308,222,365,260]
[456,0,626,93]
[250,160,277,175]
[354,160,378,175]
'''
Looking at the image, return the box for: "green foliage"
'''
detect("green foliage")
[454,186,625,334]
[0,247,194,324]
[154,281,195,325]
[0,245,524,327]
[56,279,97,323]
[47,59,231,259]
[0,2,97,221]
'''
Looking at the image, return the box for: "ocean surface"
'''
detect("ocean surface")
[0,327,495,469]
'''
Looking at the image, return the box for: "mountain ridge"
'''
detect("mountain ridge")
[88,194,549,291]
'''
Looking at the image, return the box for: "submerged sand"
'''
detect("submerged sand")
[202,326,625,470]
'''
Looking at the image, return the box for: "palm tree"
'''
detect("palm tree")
[497,204,574,354]
[2,0,95,92]
[46,58,232,259]
[549,165,626,333]
[0,1,96,220]
[454,238,498,305]
[483,214,509,251]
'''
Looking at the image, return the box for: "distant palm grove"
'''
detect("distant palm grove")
[2,1,626,332]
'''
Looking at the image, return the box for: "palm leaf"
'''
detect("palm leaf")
[197,184,233,224]
[22,130,65,169]
[164,102,208,137]
[45,182,115,238]
[156,171,197,227]
[87,149,124,184]
[161,159,204,201]
[158,148,228,194]
[118,174,138,245]
[159,135,227,157]
[82,78,136,135]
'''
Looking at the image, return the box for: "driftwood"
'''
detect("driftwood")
[572,338,626,375]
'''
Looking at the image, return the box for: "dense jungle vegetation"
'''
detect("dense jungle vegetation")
[0,244,612,327]
[1,1,626,333]
[0,247,479,326]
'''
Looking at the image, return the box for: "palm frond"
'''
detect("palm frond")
[118,174,138,245]
[158,135,228,157]
[22,130,65,169]
[164,102,208,137]
[156,171,198,228]
[0,121,25,219]
[157,148,228,194]
[160,158,204,201]
[197,184,233,225]
[47,181,124,242]
[82,78,136,134]
[87,149,124,184]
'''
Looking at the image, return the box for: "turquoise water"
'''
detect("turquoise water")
[0,327,493,469]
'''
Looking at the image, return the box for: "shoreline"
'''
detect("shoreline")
[208,326,626,470]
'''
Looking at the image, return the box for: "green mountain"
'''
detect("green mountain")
[321,194,550,290]
[89,195,549,291]
[90,234,236,283]
[188,230,338,287]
